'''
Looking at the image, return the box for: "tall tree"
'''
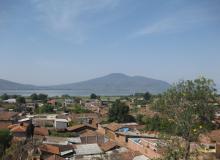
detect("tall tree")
[1,93,9,100]
[143,92,151,101]
[108,100,131,122]
[16,96,26,104]
[30,93,38,101]
[153,77,217,160]
[90,93,98,99]
[0,129,12,156]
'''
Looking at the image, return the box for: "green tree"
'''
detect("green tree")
[108,100,132,122]
[153,77,217,160]
[90,93,98,99]
[30,93,38,101]
[143,92,151,101]
[38,94,48,102]
[16,96,26,104]
[1,93,9,100]
[0,129,12,156]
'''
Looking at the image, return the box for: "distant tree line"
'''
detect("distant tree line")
[30,93,48,102]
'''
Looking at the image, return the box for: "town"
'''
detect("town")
[0,77,220,160]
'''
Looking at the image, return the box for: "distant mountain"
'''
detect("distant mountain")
[0,79,39,90]
[0,73,171,95]
[48,73,170,94]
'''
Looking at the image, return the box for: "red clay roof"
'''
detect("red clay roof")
[40,144,74,155]
[105,122,123,132]
[45,155,65,160]
[0,112,18,121]
[80,129,98,137]
[199,130,220,144]
[34,127,49,136]
[67,124,96,132]
[119,151,141,160]
[100,141,119,152]
[0,122,11,129]
[8,124,27,133]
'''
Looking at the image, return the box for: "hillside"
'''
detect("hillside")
[0,73,171,95]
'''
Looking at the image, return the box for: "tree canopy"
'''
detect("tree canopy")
[108,100,134,122]
[90,93,98,99]
[153,77,218,159]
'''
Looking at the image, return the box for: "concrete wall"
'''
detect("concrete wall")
[55,121,67,130]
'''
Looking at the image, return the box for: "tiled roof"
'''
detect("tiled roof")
[209,130,220,142]
[100,141,118,152]
[105,122,123,132]
[10,125,26,133]
[40,144,74,155]
[67,124,96,132]
[0,122,11,129]
[80,130,98,137]
[120,151,141,160]
[199,130,220,144]
[34,127,49,136]
[45,155,65,160]
[0,112,18,121]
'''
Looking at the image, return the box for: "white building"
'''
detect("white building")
[54,119,68,130]
[3,98,16,104]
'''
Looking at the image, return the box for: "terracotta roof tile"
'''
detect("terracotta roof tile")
[34,127,49,136]
[0,112,18,121]
[45,155,65,160]
[10,125,26,133]
[67,124,96,132]
[105,122,123,132]
[40,144,74,155]
[100,141,119,152]
[0,122,11,129]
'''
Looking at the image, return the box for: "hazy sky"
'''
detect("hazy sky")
[0,0,220,86]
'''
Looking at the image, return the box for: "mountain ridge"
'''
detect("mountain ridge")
[0,73,171,95]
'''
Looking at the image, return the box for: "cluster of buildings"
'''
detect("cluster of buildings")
[1,96,220,160]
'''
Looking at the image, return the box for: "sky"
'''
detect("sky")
[0,0,220,87]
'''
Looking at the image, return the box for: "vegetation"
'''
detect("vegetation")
[1,93,9,100]
[16,96,26,104]
[35,104,54,114]
[152,77,218,159]
[108,100,135,122]
[143,92,151,101]
[30,93,48,102]
[90,93,98,99]
[0,129,12,157]
[68,104,90,114]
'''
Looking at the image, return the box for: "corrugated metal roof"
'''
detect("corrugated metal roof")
[75,144,103,155]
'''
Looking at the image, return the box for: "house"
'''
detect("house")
[25,103,36,112]
[133,155,150,160]
[44,155,65,160]
[54,119,68,130]
[40,144,74,159]
[43,136,81,145]
[67,124,96,133]
[99,141,120,152]
[47,99,57,106]
[34,127,49,137]
[3,98,16,103]
[0,111,19,123]
[80,130,107,144]
[9,123,27,141]
[127,138,163,159]
[198,130,220,153]
[69,113,99,126]
[64,99,74,107]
